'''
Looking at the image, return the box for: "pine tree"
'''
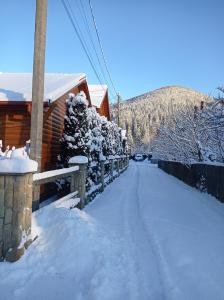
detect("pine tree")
[60,92,90,167]
[87,107,103,186]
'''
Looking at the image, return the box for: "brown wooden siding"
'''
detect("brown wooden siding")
[0,102,31,148]
[96,92,111,120]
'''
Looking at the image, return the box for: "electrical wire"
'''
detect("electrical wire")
[75,0,117,100]
[61,0,119,103]
[88,0,119,97]
[61,0,105,89]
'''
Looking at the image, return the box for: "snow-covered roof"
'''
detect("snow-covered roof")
[0,73,86,102]
[89,85,108,108]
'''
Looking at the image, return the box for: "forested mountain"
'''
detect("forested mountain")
[111,86,211,154]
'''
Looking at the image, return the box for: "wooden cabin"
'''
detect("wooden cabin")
[88,85,111,120]
[0,73,92,171]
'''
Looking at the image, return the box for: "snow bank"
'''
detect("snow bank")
[69,155,88,164]
[0,157,37,173]
[0,202,128,300]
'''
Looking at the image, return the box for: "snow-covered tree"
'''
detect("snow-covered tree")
[111,86,210,154]
[152,87,224,164]
[60,92,90,167]
[101,116,110,158]
[201,89,224,162]
[60,91,128,192]
[86,107,103,187]
[151,101,206,163]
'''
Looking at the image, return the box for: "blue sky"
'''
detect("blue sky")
[1,0,224,102]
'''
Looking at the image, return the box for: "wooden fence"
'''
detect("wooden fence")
[0,155,129,262]
[158,160,224,202]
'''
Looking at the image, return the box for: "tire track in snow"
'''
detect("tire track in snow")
[121,164,165,299]
[137,163,181,300]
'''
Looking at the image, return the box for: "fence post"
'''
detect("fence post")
[121,157,124,172]
[109,158,114,181]
[100,161,105,192]
[116,158,120,176]
[0,159,37,262]
[69,156,88,209]
[127,156,129,167]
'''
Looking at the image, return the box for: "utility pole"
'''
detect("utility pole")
[30,0,48,210]
[117,92,121,127]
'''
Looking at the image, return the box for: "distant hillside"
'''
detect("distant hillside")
[111,86,212,153]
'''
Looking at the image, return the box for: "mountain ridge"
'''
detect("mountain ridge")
[123,85,208,103]
[111,86,212,153]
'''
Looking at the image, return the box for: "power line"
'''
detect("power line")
[78,0,107,79]
[61,0,119,104]
[75,0,117,99]
[88,0,119,97]
[66,0,96,69]
[61,0,105,89]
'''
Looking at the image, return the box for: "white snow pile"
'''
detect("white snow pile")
[0,147,37,173]
[69,155,88,164]
[70,91,89,106]
[0,203,128,300]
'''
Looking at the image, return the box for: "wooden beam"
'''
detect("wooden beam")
[30,0,48,170]
[30,0,48,211]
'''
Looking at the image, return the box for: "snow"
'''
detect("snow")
[0,156,37,173]
[54,191,80,209]
[89,84,107,108]
[99,153,106,161]
[0,73,86,102]
[1,162,224,299]
[70,91,89,106]
[33,166,79,182]
[121,129,127,140]
[68,156,88,164]
[108,155,115,160]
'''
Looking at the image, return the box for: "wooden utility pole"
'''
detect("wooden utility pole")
[30,0,48,210]
[30,0,47,167]
[117,93,121,127]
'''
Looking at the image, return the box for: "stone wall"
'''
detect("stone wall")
[0,173,33,262]
[158,161,224,203]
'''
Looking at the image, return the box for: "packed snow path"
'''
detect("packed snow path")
[1,162,224,300]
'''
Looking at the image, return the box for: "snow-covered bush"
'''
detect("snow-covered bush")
[60,92,91,166]
[60,91,127,192]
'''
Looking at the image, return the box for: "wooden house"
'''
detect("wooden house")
[0,74,111,173]
[88,85,111,120]
[0,73,92,171]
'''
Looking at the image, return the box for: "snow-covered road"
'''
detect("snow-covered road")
[1,161,224,300]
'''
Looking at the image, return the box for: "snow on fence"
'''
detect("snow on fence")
[33,165,81,210]
[33,166,79,184]
[158,160,224,202]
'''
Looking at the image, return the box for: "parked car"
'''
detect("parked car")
[134,153,145,161]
